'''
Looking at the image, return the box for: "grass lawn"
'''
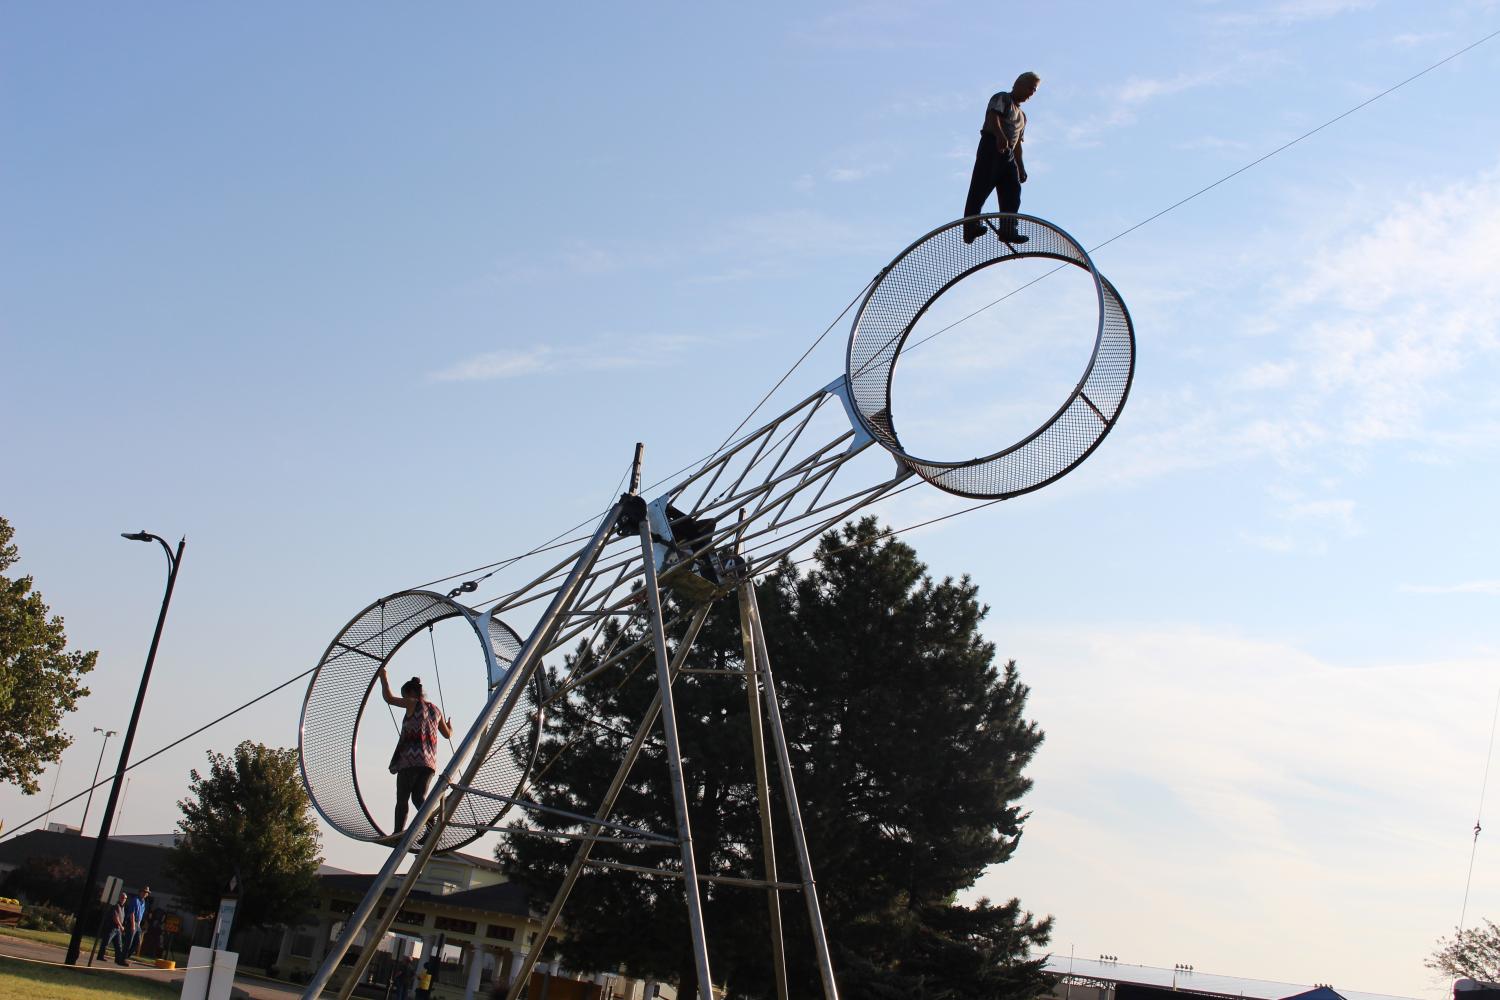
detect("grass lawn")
[0,926,75,948]
[0,955,178,1000]
[0,927,187,967]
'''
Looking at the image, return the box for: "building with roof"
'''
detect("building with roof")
[0,828,192,924]
[0,830,657,997]
[275,849,663,1000]
[1045,955,1420,1000]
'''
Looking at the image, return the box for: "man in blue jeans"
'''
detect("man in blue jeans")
[97,892,128,965]
[963,72,1041,245]
[124,887,151,958]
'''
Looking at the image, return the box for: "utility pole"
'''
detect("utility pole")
[65,532,185,966]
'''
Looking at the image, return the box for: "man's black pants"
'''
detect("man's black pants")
[394,766,433,831]
[963,133,1021,239]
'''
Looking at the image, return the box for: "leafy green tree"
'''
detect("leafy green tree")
[166,741,323,942]
[501,517,1052,999]
[0,515,96,794]
[1429,920,1500,981]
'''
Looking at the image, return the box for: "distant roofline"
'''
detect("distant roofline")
[1042,955,1417,1000]
[428,850,504,872]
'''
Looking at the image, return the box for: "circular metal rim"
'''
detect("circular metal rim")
[895,272,1135,502]
[843,213,1125,490]
[347,596,477,837]
[297,589,540,851]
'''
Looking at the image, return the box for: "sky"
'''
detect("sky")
[3,1,1500,996]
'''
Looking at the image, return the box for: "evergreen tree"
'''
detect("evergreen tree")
[501,517,1052,999]
[0,515,96,794]
[166,741,323,943]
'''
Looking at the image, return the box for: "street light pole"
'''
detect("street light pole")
[65,531,185,966]
[43,757,65,831]
[78,727,117,835]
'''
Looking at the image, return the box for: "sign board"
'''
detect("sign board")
[164,914,181,934]
[100,876,123,905]
[210,897,237,952]
[182,945,238,1000]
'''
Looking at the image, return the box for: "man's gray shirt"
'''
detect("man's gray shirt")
[982,91,1026,149]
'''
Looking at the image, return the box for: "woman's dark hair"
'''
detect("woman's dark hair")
[400,677,423,698]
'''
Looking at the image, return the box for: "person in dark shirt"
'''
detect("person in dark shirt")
[963,71,1041,245]
[97,892,129,965]
[392,954,418,1000]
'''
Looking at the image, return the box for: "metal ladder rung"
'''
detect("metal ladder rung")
[586,858,802,892]
[446,822,676,848]
[449,783,676,843]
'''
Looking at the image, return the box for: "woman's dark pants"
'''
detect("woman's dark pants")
[394,766,434,831]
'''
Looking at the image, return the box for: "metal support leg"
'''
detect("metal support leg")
[636,518,715,1000]
[744,581,840,1000]
[503,605,711,1000]
[299,502,624,1000]
[737,582,789,1000]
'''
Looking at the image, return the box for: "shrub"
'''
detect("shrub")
[20,901,72,932]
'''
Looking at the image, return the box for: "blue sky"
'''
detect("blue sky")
[4,2,1500,996]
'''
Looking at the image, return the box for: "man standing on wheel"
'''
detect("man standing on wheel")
[963,71,1041,245]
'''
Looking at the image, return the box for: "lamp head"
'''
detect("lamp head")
[121,531,152,542]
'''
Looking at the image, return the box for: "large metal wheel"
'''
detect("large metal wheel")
[846,212,1135,499]
[297,590,541,852]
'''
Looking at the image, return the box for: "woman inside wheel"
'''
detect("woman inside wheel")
[378,666,454,836]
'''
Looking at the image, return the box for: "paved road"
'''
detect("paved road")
[0,932,305,999]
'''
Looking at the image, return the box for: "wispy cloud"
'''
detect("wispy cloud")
[428,335,704,383]
[489,241,673,285]
[489,206,886,289]
[1239,488,1359,553]
[827,164,889,183]
[1400,580,1500,595]
[1065,69,1226,145]
[1235,359,1298,390]
[787,1,941,51]
[1214,0,1375,28]
[1387,30,1452,48]
[1241,531,1312,554]
[702,208,882,259]
[1268,166,1500,448]
[1111,162,1500,487]
[430,347,551,381]
[1175,134,1255,154]
[882,92,970,118]
[980,622,1496,992]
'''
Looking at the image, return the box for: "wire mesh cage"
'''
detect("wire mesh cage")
[297,590,541,852]
[846,213,1135,499]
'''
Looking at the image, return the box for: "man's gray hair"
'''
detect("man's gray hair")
[1015,71,1041,89]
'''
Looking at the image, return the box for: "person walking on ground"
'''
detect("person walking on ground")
[125,886,151,958]
[97,891,128,965]
[121,891,142,965]
[963,71,1041,245]
[379,668,454,839]
[393,954,417,1000]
